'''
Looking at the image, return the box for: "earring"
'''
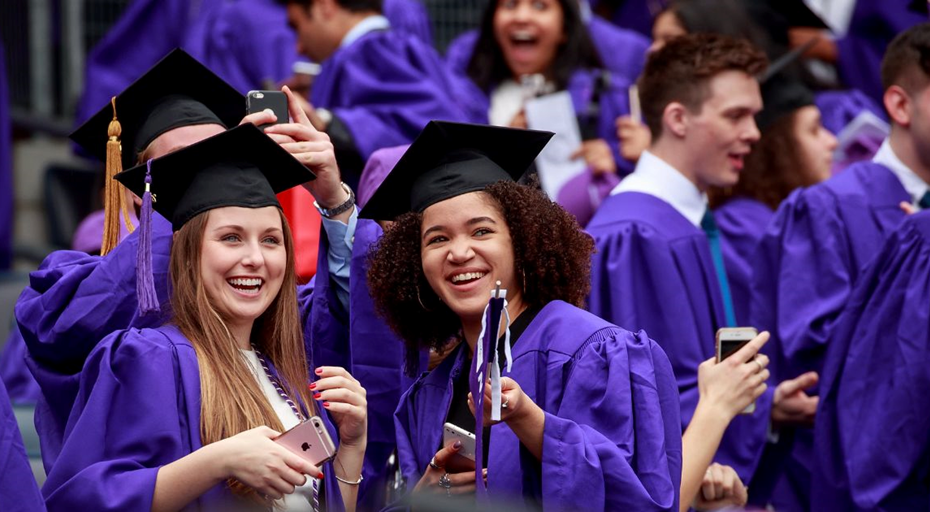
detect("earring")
[521,267,527,294]
[417,284,433,312]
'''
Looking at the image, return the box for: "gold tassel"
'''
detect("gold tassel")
[101,97,123,255]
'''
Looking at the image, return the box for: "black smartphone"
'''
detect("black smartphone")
[246,90,288,129]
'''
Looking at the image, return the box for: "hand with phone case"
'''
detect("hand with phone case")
[702,329,771,419]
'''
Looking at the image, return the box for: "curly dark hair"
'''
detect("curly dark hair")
[465,0,602,92]
[367,181,595,375]
[709,109,817,210]
[639,33,768,140]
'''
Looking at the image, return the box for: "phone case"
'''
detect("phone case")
[274,416,337,467]
[442,423,477,461]
[246,90,288,127]
[714,327,759,415]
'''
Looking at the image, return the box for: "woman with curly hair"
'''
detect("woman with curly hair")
[361,121,682,510]
[43,125,368,511]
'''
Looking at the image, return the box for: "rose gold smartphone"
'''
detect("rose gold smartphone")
[274,416,337,466]
[716,327,759,414]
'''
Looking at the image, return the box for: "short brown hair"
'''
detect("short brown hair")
[367,181,595,375]
[639,33,768,139]
[881,23,930,96]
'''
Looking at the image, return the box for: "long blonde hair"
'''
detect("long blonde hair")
[170,208,315,500]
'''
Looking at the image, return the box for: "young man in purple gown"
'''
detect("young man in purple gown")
[277,0,474,190]
[752,23,930,511]
[587,34,819,505]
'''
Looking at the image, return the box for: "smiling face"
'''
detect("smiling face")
[199,206,287,339]
[420,192,521,327]
[683,70,763,190]
[493,0,566,80]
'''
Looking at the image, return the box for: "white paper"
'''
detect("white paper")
[524,91,587,201]
[835,110,890,161]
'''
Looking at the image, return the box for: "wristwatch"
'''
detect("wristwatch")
[315,182,355,218]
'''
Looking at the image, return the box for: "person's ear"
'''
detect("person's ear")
[884,85,912,128]
[662,101,688,139]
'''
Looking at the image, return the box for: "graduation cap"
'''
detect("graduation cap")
[114,123,315,314]
[359,121,554,221]
[755,41,816,131]
[909,0,928,15]
[70,49,244,255]
[766,0,829,30]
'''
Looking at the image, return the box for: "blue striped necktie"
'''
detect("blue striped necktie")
[701,209,737,327]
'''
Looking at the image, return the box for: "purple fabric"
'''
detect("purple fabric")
[0,35,11,270]
[443,16,649,84]
[835,2,926,107]
[714,197,774,327]
[750,162,910,511]
[311,30,475,162]
[0,327,42,403]
[604,0,667,37]
[555,169,620,227]
[357,145,408,209]
[393,301,682,510]
[74,0,207,127]
[814,90,886,137]
[586,192,774,487]
[0,379,45,512]
[813,210,930,511]
[42,325,345,511]
[383,0,433,46]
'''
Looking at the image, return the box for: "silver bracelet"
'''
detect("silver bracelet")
[314,182,355,218]
[334,473,364,486]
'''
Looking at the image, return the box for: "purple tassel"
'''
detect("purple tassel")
[137,159,160,315]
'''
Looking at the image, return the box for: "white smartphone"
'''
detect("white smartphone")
[716,327,759,414]
[274,416,337,467]
[442,422,477,462]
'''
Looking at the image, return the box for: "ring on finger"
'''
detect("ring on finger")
[438,473,453,493]
[429,457,443,471]
[502,396,510,409]
[753,356,764,373]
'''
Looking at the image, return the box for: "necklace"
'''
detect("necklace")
[250,345,319,512]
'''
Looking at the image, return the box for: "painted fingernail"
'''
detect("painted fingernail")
[323,402,331,408]
[453,440,462,449]
[309,383,317,390]
[313,392,322,399]
[315,368,323,375]
[318,472,325,480]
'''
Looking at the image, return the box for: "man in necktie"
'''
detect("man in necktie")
[587,33,818,508]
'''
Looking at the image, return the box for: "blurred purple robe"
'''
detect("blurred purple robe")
[0,378,45,512]
[184,0,433,95]
[311,29,473,164]
[0,327,42,403]
[836,2,926,107]
[813,210,930,511]
[750,162,909,511]
[42,325,345,511]
[443,16,649,84]
[587,192,775,488]
[715,197,774,326]
[393,301,682,510]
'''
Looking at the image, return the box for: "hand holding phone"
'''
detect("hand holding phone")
[715,327,765,414]
[247,90,289,129]
[274,416,337,467]
[442,422,477,473]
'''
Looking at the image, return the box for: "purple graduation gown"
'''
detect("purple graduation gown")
[750,161,910,511]
[393,301,682,510]
[586,192,774,488]
[310,29,474,163]
[0,327,43,403]
[812,210,930,511]
[0,34,10,270]
[42,325,345,511]
[0,378,45,512]
[836,1,926,107]
[714,197,774,327]
[443,15,649,85]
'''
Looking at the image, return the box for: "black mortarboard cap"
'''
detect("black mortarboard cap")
[70,49,244,170]
[756,74,815,131]
[764,0,829,29]
[359,121,553,221]
[115,123,315,231]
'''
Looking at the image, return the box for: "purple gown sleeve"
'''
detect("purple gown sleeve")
[0,327,42,402]
[0,379,45,512]
[815,212,930,511]
[312,32,476,161]
[42,328,201,511]
[443,30,478,77]
[539,329,681,511]
[14,214,172,371]
[383,0,433,45]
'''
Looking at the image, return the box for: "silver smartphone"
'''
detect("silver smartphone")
[716,327,759,414]
[274,416,337,467]
[442,422,477,462]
